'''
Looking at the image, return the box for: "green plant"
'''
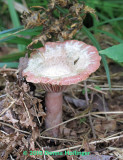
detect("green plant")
[99,43,123,63]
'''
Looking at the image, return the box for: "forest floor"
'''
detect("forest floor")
[0,32,123,160]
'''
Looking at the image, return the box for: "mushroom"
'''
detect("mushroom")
[23,40,101,137]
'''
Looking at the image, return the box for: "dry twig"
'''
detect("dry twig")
[84,81,96,139]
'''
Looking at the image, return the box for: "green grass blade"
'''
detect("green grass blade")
[55,5,68,14]
[96,29,123,43]
[7,37,31,45]
[0,36,15,43]
[0,52,25,62]
[0,62,18,68]
[96,12,108,21]
[82,26,111,88]
[82,26,101,50]
[0,27,24,40]
[7,0,25,51]
[89,17,123,30]
[86,0,123,9]
[7,0,20,27]
[0,26,42,42]
[0,26,23,35]
[0,36,31,45]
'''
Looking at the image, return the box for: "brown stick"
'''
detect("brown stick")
[84,81,96,139]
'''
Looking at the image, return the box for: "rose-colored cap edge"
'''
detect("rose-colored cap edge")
[23,40,101,86]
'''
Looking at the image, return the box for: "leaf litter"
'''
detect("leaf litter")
[0,59,122,160]
[0,34,123,160]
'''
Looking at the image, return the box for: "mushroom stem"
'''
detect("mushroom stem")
[45,92,62,137]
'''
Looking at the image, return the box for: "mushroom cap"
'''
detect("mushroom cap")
[23,40,101,87]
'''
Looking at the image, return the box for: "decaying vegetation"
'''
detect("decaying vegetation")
[0,0,123,159]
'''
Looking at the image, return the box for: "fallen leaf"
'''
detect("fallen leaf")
[64,95,87,108]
